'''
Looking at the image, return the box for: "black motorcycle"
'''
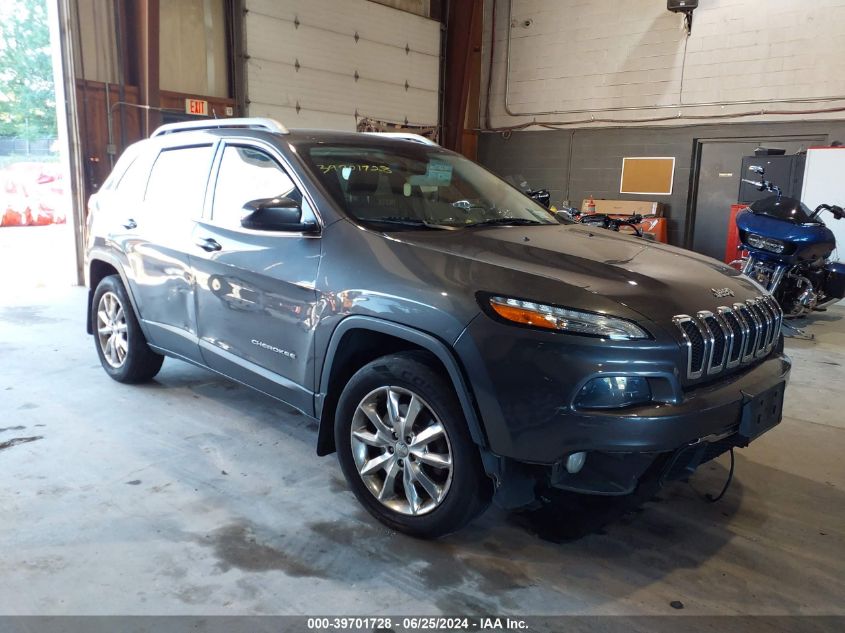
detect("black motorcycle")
[505,176,552,209]
[557,207,646,238]
[525,186,551,209]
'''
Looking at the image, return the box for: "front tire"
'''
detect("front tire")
[335,351,491,538]
[92,275,164,383]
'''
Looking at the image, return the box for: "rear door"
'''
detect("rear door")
[126,143,216,361]
[191,140,323,412]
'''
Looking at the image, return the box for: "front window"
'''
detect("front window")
[301,144,559,229]
[211,145,313,229]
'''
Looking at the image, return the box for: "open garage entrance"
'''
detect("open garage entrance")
[0,0,75,290]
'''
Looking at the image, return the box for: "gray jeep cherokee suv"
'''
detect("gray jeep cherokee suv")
[86,118,790,537]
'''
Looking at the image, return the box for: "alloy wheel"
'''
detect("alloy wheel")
[96,291,129,368]
[350,386,453,516]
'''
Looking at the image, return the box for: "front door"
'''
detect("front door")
[191,142,323,413]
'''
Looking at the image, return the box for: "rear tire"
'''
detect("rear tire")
[335,351,491,538]
[92,275,163,383]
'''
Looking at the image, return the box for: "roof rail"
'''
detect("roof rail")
[151,117,289,138]
[366,132,439,146]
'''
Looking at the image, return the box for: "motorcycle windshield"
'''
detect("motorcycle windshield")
[749,196,819,224]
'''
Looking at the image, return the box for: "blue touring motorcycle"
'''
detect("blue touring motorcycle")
[735,165,845,318]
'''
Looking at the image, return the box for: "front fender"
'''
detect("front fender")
[314,315,487,454]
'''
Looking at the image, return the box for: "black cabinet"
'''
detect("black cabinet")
[738,154,806,203]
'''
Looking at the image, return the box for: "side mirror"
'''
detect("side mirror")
[240,197,317,232]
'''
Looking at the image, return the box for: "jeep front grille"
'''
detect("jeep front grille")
[673,296,782,380]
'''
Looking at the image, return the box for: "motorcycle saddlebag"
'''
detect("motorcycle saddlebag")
[825,262,845,301]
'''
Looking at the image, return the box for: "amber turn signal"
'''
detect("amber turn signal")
[489,301,558,330]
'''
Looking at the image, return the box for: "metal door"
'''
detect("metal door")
[690,138,822,260]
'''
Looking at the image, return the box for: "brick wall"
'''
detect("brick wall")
[478,120,845,246]
[483,0,845,128]
[477,1,845,248]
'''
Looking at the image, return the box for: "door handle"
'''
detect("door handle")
[195,237,222,252]
[122,218,137,230]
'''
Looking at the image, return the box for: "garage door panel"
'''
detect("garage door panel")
[247,0,439,56]
[248,102,355,131]
[245,0,439,131]
[249,97,437,132]
[248,59,437,127]
[246,15,438,92]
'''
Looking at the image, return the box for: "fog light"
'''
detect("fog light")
[565,451,586,474]
[574,376,651,409]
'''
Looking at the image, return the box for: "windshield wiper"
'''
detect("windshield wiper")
[464,217,551,228]
[362,217,453,230]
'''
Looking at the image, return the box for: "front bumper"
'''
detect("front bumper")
[454,314,791,497]
[544,354,789,455]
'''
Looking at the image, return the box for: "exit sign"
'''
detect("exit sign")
[185,98,208,116]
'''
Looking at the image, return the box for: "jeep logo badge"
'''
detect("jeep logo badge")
[711,287,735,298]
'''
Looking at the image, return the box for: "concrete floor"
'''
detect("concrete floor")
[1,285,844,617]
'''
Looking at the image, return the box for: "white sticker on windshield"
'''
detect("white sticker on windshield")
[426,160,452,185]
[409,159,453,188]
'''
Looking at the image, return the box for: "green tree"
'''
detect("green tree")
[0,0,56,139]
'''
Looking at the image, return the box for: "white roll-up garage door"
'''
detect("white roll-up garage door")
[245,0,440,131]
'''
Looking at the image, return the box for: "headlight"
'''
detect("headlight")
[487,296,649,340]
[746,233,785,254]
[575,376,652,409]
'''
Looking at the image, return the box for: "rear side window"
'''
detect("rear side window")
[145,145,214,216]
[114,156,150,202]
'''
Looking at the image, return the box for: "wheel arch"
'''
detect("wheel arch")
[86,255,140,335]
[315,316,487,457]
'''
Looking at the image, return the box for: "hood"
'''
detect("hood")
[394,224,761,322]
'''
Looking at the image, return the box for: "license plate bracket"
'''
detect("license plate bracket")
[739,382,785,444]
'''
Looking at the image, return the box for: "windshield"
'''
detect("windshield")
[749,196,819,225]
[301,143,559,229]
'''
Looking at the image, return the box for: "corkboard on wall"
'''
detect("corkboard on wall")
[620,157,676,195]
